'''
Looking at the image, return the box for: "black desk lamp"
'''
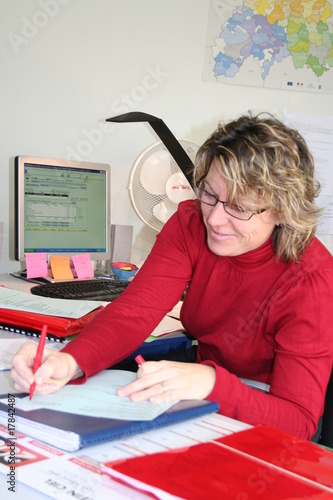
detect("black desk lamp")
[106,112,194,187]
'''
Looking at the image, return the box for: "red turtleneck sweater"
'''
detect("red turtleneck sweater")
[63,201,333,439]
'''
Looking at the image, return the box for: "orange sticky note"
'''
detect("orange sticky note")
[25,253,48,279]
[49,256,73,280]
[71,254,94,279]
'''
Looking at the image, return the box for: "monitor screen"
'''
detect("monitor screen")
[14,155,111,263]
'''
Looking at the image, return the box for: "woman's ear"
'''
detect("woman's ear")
[271,209,282,227]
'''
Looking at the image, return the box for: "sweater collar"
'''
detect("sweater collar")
[224,235,276,270]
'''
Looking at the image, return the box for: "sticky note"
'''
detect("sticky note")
[49,256,73,280]
[25,253,48,279]
[71,254,94,279]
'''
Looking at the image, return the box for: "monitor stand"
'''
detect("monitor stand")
[10,270,53,284]
[10,269,99,284]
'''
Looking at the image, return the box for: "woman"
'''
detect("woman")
[11,113,333,440]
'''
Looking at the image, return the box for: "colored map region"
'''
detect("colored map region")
[203,0,333,93]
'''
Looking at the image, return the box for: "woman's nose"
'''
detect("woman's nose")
[206,201,230,225]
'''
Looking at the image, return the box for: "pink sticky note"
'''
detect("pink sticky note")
[25,253,48,279]
[71,254,94,279]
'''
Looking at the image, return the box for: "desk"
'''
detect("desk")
[0,273,34,293]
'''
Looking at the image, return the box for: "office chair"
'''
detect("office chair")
[318,368,333,448]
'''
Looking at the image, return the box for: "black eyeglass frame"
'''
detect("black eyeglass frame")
[194,185,269,221]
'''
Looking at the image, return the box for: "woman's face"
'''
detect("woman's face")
[201,161,279,257]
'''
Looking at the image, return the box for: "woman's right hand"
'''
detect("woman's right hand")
[10,343,83,394]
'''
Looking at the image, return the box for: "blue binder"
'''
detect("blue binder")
[0,398,219,452]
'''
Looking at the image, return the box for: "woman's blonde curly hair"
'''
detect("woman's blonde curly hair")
[194,113,322,262]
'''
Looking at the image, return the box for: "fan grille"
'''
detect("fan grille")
[129,140,199,231]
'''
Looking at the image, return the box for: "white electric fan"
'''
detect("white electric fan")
[128,139,199,231]
[106,112,200,231]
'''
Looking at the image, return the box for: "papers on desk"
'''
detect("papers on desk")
[0,422,151,499]
[0,287,105,340]
[150,315,184,338]
[2,415,332,500]
[16,370,176,421]
[0,336,63,370]
[0,286,103,319]
[167,301,182,320]
[0,413,246,499]
[149,301,184,339]
[0,372,219,451]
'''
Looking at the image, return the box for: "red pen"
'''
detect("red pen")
[135,354,145,366]
[29,324,48,399]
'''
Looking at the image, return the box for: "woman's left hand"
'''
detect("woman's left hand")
[117,360,216,403]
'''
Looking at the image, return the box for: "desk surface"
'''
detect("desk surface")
[0,273,34,293]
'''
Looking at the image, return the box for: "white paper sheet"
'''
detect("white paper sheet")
[284,113,333,235]
[0,286,104,318]
[16,370,176,421]
[0,337,63,370]
[151,315,184,337]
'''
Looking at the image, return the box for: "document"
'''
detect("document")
[0,424,150,499]
[0,286,104,318]
[167,301,182,319]
[16,370,176,421]
[284,112,333,235]
[87,412,247,462]
[17,457,151,500]
[150,315,184,337]
[0,336,63,370]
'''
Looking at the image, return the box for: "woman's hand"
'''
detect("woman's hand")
[117,360,216,403]
[10,343,83,394]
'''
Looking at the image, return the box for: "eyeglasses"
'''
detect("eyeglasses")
[194,185,269,221]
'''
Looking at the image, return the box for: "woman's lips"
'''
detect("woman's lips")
[208,228,235,241]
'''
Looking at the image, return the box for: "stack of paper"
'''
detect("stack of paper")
[0,370,218,452]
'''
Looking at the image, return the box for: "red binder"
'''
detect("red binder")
[0,306,104,339]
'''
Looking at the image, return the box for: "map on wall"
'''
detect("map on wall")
[203,0,333,93]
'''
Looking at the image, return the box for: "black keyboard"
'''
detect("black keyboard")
[30,278,130,302]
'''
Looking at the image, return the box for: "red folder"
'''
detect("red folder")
[104,425,333,499]
[0,306,104,339]
[219,424,333,489]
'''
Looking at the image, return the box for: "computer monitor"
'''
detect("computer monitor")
[14,155,111,265]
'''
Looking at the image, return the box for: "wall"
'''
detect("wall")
[1,0,332,273]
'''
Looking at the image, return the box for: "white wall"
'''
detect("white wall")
[1,0,332,273]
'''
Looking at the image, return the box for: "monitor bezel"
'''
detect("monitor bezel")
[14,155,111,263]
